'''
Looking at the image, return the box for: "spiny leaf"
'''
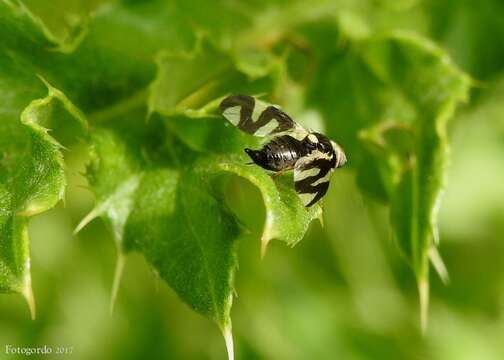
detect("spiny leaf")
[81,116,241,342]
[0,0,86,315]
[299,23,470,329]
[0,0,195,116]
[0,0,200,320]
[77,33,324,359]
[360,31,470,282]
[0,71,85,315]
[214,160,321,256]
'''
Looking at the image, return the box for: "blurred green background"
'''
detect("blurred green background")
[1,0,504,359]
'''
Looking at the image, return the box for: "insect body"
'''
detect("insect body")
[244,135,306,172]
[220,95,346,207]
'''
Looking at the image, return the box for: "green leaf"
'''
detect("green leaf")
[149,38,283,115]
[425,0,504,81]
[1,0,197,118]
[215,161,322,256]
[80,117,239,334]
[127,165,240,327]
[0,0,210,322]
[299,22,470,329]
[0,67,85,317]
[361,32,470,281]
[79,117,238,353]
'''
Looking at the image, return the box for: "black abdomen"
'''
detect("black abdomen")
[245,135,306,171]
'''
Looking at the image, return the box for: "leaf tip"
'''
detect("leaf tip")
[317,211,324,228]
[418,278,429,335]
[222,325,234,360]
[73,207,101,235]
[429,246,450,285]
[110,253,126,316]
[22,273,36,320]
[35,74,88,132]
[260,209,275,258]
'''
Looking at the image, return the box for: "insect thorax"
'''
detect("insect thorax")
[252,135,307,171]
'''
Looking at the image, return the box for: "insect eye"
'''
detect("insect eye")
[304,137,317,150]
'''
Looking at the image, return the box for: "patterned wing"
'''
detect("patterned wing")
[220,95,306,138]
[293,150,335,207]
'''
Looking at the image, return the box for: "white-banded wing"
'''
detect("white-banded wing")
[293,150,335,207]
[220,95,306,138]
